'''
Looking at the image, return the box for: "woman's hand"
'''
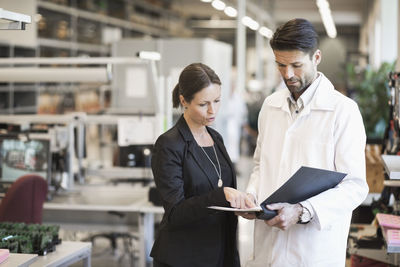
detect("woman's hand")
[223,187,255,209]
[235,193,258,220]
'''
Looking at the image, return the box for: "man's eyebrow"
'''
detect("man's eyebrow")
[275,60,302,65]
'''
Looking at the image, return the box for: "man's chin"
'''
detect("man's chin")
[287,85,300,92]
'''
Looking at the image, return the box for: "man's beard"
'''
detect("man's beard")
[285,78,304,93]
[285,74,314,94]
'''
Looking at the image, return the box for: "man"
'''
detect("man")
[241,18,369,267]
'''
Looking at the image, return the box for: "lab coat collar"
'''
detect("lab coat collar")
[267,72,335,112]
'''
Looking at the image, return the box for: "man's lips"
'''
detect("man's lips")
[286,80,299,85]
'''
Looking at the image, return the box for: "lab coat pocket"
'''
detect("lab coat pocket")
[286,220,339,266]
[285,224,308,266]
[286,222,326,266]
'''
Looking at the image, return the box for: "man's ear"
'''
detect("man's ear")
[314,49,321,65]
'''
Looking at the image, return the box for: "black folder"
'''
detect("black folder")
[256,166,347,220]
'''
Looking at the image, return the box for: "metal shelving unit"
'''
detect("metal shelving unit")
[37,1,169,37]
[0,0,190,114]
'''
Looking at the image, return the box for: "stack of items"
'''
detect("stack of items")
[0,249,9,263]
[376,213,400,253]
[0,222,61,255]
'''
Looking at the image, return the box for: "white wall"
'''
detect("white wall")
[380,0,398,65]
[360,0,398,69]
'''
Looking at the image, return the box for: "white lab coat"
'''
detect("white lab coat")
[246,73,369,267]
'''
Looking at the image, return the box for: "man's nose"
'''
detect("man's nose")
[283,67,294,80]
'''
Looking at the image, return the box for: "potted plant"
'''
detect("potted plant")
[346,61,396,141]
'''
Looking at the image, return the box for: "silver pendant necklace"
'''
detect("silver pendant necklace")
[199,144,223,187]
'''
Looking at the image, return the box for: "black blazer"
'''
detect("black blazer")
[150,115,240,267]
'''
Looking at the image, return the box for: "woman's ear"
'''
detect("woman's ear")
[179,95,187,109]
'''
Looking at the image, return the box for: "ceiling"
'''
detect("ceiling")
[171,0,371,42]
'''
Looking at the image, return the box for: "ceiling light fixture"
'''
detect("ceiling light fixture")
[200,0,212,2]
[137,51,161,61]
[211,0,226,11]
[242,16,259,31]
[224,6,237,17]
[259,26,273,39]
[316,0,337,38]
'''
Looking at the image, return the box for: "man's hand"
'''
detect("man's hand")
[264,203,302,230]
[223,187,255,209]
[235,193,257,220]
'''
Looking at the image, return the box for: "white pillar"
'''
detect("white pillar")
[255,19,264,82]
[397,0,400,71]
[379,0,398,66]
[236,0,246,93]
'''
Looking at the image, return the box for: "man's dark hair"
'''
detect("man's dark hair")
[270,18,319,56]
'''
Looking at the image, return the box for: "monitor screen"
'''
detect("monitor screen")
[0,137,50,183]
[118,144,153,168]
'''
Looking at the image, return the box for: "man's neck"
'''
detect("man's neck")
[292,73,318,101]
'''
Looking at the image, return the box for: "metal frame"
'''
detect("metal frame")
[0,8,31,30]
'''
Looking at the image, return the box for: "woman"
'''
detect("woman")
[151,63,252,267]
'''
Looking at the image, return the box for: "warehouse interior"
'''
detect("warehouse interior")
[0,0,400,266]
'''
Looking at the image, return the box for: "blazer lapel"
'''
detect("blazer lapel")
[188,142,218,188]
[176,115,218,189]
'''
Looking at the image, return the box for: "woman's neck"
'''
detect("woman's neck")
[183,113,213,146]
[184,113,206,136]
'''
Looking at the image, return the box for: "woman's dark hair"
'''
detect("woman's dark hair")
[172,63,221,108]
[270,18,319,57]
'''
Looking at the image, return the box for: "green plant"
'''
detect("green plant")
[346,61,396,139]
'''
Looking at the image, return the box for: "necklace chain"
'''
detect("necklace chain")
[199,144,223,187]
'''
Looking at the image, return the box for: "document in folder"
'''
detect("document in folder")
[208,166,346,220]
[256,166,347,220]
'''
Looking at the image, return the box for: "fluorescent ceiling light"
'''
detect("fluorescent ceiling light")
[224,6,237,17]
[212,0,226,11]
[259,26,273,39]
[201,0,212,2]
[242,16,259,31]
[316,0,337,38]
[137,51,161,61]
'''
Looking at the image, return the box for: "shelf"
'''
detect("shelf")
[383,180,400,187]
[38,38,110,53]
[0,106,37,114]
[37,1,168,37]
[0,85,37,92]
[381,155,400,179]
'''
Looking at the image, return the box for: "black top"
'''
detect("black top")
[200,145,234,189]
[150,115,240,267]
[200,145,234,267]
